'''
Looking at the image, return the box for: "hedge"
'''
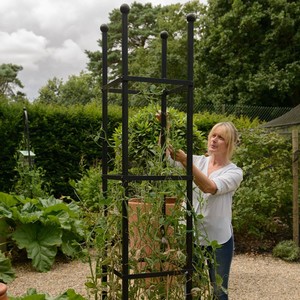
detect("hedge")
[0,101,122,197]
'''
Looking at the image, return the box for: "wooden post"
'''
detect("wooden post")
[292,128,299,246]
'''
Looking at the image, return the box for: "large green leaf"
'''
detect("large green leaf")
[0,192,18,206]
[10,293,47,300]
[0,192,16,218]
[12,223,62,272]
[15,202,43,223]
[0,251,15,283]
[9,288,85,300]
[40,197,83,233]
[53,289,86,300]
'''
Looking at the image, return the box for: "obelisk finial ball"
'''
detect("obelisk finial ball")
[120,3,130,14]
[187,13,196,22]
[100,24,109,32]
[160,31,168,39]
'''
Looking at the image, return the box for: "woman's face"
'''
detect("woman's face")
[208,126,228,156]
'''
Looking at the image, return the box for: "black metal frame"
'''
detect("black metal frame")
[23,107,33,169]
[101,4,196,299]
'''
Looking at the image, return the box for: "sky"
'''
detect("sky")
[0,0,206,100]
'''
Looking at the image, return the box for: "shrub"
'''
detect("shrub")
[13,151,50,199]
[233,127,293,243]
[0,101,23,192]
[112,104,206,175]
[273,240,300,262]
[0,192,86,272]
[193,112,260,135]
[0,101,122,198]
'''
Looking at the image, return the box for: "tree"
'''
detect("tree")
[36,77,63,105]
[86,1,205,106]
[59,72,100,106]
[86,1,162,82]
[36,72,100,106]
[0,64,24,98]
[129,1,205,80]
[195,0,300,107]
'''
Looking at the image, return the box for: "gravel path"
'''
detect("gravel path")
[230,254,300,300]
[7,254,300,299]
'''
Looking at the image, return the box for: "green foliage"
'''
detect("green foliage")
[36,72,100,106]
[112,105,206,174]
[36,77,63,105]
[0,192,86,272]
[74,165,216,299]
[194,111,228,134]
[0,250,15,283]
[190,107,261,137]
[233,127,293,241]
[13,153,50,199]
[127,1,205,82]
[0,101,122,197]
[195,0,300,107]
[231,115,261,130]
[9,288,85,300]
[0,63,24,99]
[0,101,24,192]
[71,165,103,212]
[21,102,120,197]
[87,0,300,108]
[273,240,300,262]
[87,1,205,108]
[87,2,162,80]
[13,224,62,272]
[72,166,120,298]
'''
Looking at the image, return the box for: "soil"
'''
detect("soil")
[6,253,300,300]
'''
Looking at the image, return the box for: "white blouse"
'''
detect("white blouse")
[170,154,243,245]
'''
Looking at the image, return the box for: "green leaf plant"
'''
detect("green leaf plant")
[0,250,15,283]
[73,104,220,298]
[74,165,219,299]
[0,192,86,272]
[233,127,293,246]
[12,223,62,272]
[273,240,300,262]
[112,104,206,176]
[8,288,85,300]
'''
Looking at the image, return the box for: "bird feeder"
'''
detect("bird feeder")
[18,150,36,167]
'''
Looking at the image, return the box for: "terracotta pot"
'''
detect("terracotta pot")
[0,283,8,300]
[128,197,177,255]
[128,197,180,288]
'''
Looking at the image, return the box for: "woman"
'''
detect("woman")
[163,119,243,299]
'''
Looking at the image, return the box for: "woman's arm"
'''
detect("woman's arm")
[168,147,217,194]
[156,111,217,194]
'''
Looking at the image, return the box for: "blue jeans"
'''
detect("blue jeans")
[207,236,234,300]
[194,236,234,300]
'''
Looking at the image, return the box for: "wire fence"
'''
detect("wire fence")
[192,103,292,122]
[110,94,292,122]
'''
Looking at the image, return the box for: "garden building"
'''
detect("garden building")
[263,104,300,137]
[264,104,299,246]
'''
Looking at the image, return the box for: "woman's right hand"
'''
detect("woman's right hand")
[168,145,187,166]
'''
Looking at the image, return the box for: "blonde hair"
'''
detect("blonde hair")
[207,121,239,160]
